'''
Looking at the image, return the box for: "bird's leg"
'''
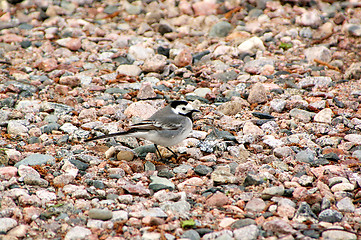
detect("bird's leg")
[166,147,178,159]
[154,144,163,160]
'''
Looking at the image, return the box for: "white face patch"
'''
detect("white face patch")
[173,103,194,115]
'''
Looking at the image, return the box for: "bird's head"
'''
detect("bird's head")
[170,100,200,119]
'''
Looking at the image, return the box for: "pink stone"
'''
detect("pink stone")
[174,49,193,67]
[179,0,193,15]
[0,33,24,43]
[277,204,296,219]
[263,219,295,234]
[137,82,157,100]
[0,167,17,179]
[56,38,82,51]
[177,177,204,192]
[55,84,71,95]
[18,165,40,178]
[292,187,308,200]
[59,76,80,87]
[37,58,58,72]
[142,216,165,226]
[192,0,217,16]
[124,102,157,119]
[78,108,97,120]
[206,192,231,207]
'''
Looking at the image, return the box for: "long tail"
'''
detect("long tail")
[84,131,129,142]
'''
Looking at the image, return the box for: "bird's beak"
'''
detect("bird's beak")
[192,109,200,113]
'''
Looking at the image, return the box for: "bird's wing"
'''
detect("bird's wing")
[129,119,181,131]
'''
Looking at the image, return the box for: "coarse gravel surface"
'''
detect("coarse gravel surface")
[1,0,361,239]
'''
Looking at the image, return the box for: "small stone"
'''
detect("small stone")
[117,150,135,161]
[245,198,266,213]
[88,208,113,220]
[7,120,28,136]
[295,149,315,164]
[217,99,250,115]
[142,216,165,226]
[56,38,82,51]
[15,154,56,167]
[290,109,315,122]
[37,58,58,72]
[112,210,128,222]
[129,45,154,60]
[142,207,168,218]
[181,229,201,240]
[318,209,343,223]
[336,197,355,212]
[137,82,157,100]
[233,225,259,240]
[7,224,29,238]
[296,10,322,28]
[322,228,357,240]
[248,83,268,104]
[124,102,157,119]
[160,200,190,218]
[243,121,264,136]
[293,202,317,223]
[149,175,175,191]
[192,0,217,15]
[64,226,92,240]
[345,24,361,37]
[142,54,167,72]
[174,48,192,67]
[231,219,256,230]
[344,134,361,144]
[274,146,294,158]
[314,108,333,124]
[193,88,212,98]
[331,183,355,193]
[0,166,17,179]
[194,165,213,176]
[262,185,285,198]
[23,175,49,187]
[0,218,17,233]
[59,76,80,87]
[270,99,286,113]
[209,21,232,37]
[211,165,237,184]
[205,192,231,207]
[263,219,295,235]
[344,62,361,80]
[304,46,332,63]
[116,64,142,76]
[238,36,265,53]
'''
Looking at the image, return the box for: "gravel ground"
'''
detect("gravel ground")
[1,0,361,239]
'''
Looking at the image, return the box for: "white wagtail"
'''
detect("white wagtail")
[85,100,200,159]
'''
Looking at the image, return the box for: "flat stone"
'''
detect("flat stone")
[233,225,259,240]
[15,154,56,167]
[149,175,175,191]
[64,226,92,240]
[0,218,17,233]
[88,208,113,220]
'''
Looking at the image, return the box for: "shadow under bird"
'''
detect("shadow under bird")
[85,100,200,159]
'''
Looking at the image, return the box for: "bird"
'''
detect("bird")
[85,100,200,160]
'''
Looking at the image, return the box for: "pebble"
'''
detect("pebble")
[314,108,333,123]
[289,109,315,122]
[245,198,266,213]
[344,62,361,80]
[233,225,259,240]
[209,21,232,37]
[14,154,56,167]
[211,165,237,184]
[116,64,142,76]
[304,46,332,63]
[205,192,231,207]
[7,120,28,136]
[88,208,113,220]
[318,209,343,223]
[142,54,167,73]
[194,165,213,176]
[321,228,357,240]
[0,218,17,233]
[293,202,317,223]
[0,166,18,179]
[174,48,192,67]
[64,226,92,240]
[142,207,168,218]
[181,229,201,240]
[336,197,355,212]
[149,175,175,191]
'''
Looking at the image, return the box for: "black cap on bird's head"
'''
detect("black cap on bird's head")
[170,100,200,120]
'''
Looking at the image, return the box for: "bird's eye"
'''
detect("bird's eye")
[182,107,186,111]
